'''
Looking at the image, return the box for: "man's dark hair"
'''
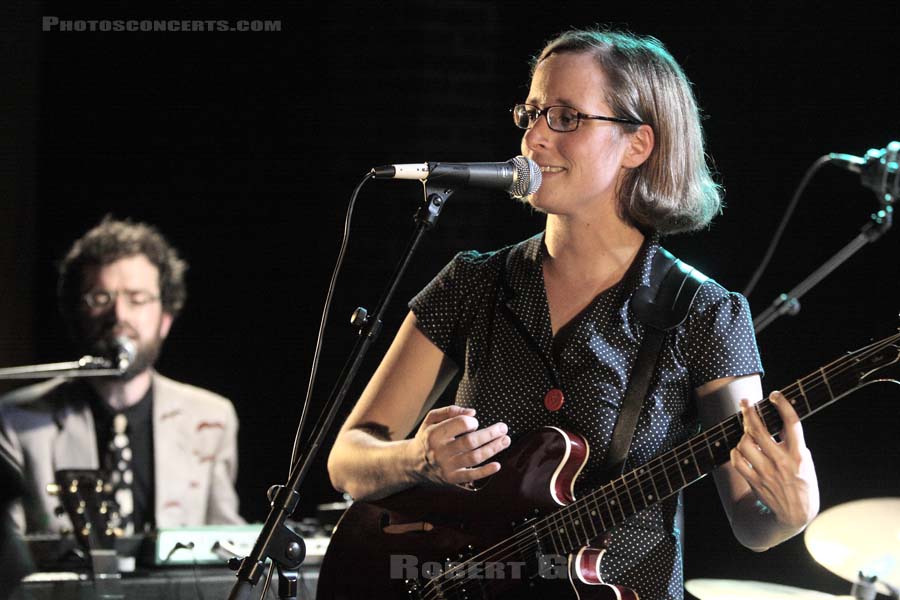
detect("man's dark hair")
[58,216,188,326]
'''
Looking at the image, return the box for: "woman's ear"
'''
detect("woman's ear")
[623,124,655,168]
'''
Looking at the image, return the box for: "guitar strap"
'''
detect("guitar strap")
[604,246,707,476]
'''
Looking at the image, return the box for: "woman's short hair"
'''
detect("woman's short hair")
[533,28,723,234]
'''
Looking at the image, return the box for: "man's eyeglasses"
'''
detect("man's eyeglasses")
[82,290,161,310]
[512,104,643,133]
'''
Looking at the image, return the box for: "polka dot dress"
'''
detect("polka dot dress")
[409,232,763,600]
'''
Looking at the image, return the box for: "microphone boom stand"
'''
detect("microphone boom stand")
[753,205,893,334]
[226,183,456,600]
[0,358,124,380]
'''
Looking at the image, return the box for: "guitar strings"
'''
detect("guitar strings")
[420,333,900,600]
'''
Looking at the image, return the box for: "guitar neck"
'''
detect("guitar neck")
[537,336,895,556]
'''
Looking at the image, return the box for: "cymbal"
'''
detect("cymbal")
[805,497,900,595]
[685,578,853,600]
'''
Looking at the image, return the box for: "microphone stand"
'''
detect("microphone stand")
[226,182,456,600]
[753,204,893,334]
[0,357,125,380]
[1,351,130,599]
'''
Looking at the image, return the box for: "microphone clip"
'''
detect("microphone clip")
[417,183,454,229]
[859,141,898,206]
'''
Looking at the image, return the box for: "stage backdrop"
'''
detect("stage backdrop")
[2,2,898,596]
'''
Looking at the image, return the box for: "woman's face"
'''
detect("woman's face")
[521,51,635,217]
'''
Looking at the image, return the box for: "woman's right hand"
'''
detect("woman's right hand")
[411,405,510,486]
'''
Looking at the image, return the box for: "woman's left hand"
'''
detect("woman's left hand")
[730,390,820,529]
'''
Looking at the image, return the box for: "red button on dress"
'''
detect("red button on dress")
[543,388,565,411]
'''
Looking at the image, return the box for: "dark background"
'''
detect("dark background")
[2,1,899,597]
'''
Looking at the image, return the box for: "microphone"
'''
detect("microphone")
[829,141,899,201]
[371,156,542,198]
[113,336,137,373]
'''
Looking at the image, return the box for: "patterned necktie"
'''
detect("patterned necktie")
[106,413,134,535]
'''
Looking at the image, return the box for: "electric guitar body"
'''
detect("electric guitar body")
[318,427,632,599]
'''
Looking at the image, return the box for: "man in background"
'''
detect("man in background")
[0,216,243,534]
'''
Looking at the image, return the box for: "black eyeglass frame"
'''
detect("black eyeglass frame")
[512,103,644,132]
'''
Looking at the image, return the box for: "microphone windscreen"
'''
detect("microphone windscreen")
[510,156,542,198]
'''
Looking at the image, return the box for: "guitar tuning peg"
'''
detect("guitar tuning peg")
[54,505,66,517]
[46,483,61,496]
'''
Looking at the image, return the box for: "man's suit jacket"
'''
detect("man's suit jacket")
[0,372,243,533]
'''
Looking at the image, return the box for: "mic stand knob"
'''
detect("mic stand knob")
[350,307,369,329]
[351,306,382,338]
[770,293,801,319]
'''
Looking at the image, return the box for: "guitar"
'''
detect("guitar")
[50,470,117,552]
[316,331,900,600]
[50,469,124,599]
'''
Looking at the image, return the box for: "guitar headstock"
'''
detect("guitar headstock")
[846,330,900,387]
[49,469,118,554]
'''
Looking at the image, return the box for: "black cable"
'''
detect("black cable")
[259,560,273,600]
[288,171,373,477]
[244,171,374,600]
[742,154,834,298]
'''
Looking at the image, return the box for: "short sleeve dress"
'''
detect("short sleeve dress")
[409,232,762,600]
